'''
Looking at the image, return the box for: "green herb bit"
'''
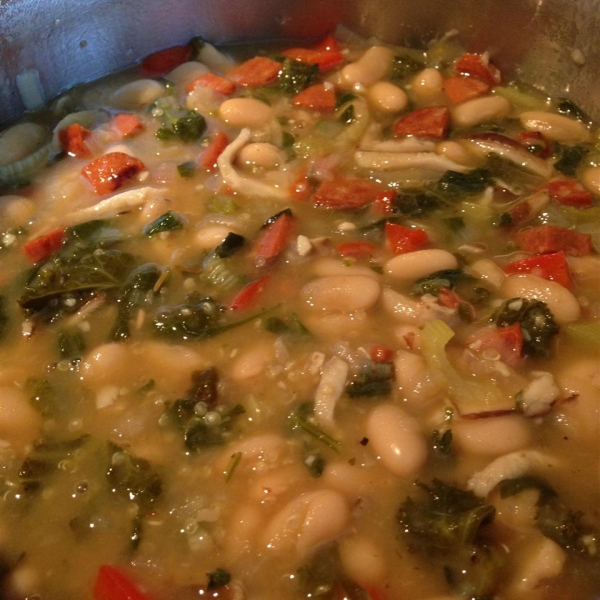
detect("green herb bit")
[206,568,231,591]
[177,161,197,178]
[214,232,245,258]
[335,91,356,109]
[27,378,60,416]
[490,298,559,357]
[557,98,590,123]
[437,169,494,198]
[432,429,453,457]
[264,313,310,337]
[173,110,206,143]
[393,190,445,217]
[304,453,326,478]
[58,329,86,360]
[288,403,342,453]
[390,54,425,81]
[412,269,467,296]
[143,210,185,236]
[554,144,589,176]
[106,443,162,511]
[339,104,355,124]
[224,452,242,482]
[346,361,393,398]
[278,58,319,95]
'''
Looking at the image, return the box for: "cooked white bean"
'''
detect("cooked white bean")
[568,254,600,287]
[166,61,209,87]
[302,275,381,312]
[321,461,385,500]
[580,164,600,195]
[470,258,506,290]
[110,79,166,109]
[411,67,445,104]
[381,287,442,325]
[338,534,387,586]
[0,122,47,167]
[0,195,36,226]
[341,46,394,88]
[453,415,532,456]
[228,340,275,381]
[218,433,288,476]
[435,140,482,168]
[385,249,458,282]
[519,110,590,143]
[237,142,285,169]
[494,487,540,531]
[0,386,42,455]
[367,81,408,113]
[451,95,511,128]
[500,274,581,323]
[195,224,233,250]
[366,403,428,476]
[302,311,371,341]
[250,464,309,500]
[310,257,379,278]
[262,489,350,557]
[224,503,263,561]
[219,98,273,129]
[394,350,444,405]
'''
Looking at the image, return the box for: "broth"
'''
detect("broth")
[0,30,598,600]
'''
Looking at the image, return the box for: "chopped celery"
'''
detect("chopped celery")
[564,321,600,348]
[421,319,508,412]
[493,84,550,112]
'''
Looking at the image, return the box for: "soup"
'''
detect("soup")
[0,29,598,600]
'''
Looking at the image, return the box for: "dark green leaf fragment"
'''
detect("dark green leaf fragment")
[554,144,589,177]
[432,429,453,456]
[335,91,356,109]
[143,211,185,236]
[339,104,355,124]
[498,475,558,503]
[153,297,220,339]
[177,161,197,178]
[58,329,86,360]
[278,58,318,94]
[264,313,310,337]
[213,232,245,258]
[390,54,425,80]
[261,208,293,229]
[186,367,219,407]
[288,402,342,452]
[106,443,162,511]
[346,361,393,398]
[305,453,326,478]
[490,298,559,357]
[557,99,590,123]
[206,568,231,591]
[437,169,494,198]
[412,269,467,296]
[392,190,444,217]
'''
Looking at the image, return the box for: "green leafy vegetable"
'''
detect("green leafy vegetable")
[345,361,393,398]
[58,329,86,360]
[304,453,326,478]
[490,298,559,357]
[390,54,425,80]
[143,210,185,236]
[156,109,206,143]
[392,190,445,217]
[264,313,310,337]
[437,169,494,198]
[288,402,342,452]
[278,58,318,94]
[412,269,467,296]
[557,99,590,123]
[554,144,589,176]
[431,429,453,457]
[177,161,197,178]
[213,232,245,258]
[206,568,231,591]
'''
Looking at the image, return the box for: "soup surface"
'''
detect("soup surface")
[0,29,599,600]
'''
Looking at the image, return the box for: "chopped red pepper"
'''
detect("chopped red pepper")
[186,73,236,95]
[504,250,571,287]
[23,229,64,263]
[282,34,345,72]
[314,178,381,210]
[444,75,491,104]
[81,152,146,195]
[93,565,151,600]
[392,106,450,139]
[227,56,282,87]
[197,131,229,172]
[515,225,593,257]
[292,83,336,111]
[455,53,501,86]
[385,222,429,254]
[229,276,270,310]
[112,114,144,138]
[253,211,295,261]
[141,44,192,75]
[542,179,594,208]
[470,323,523,368]
[369,345,395,363]
[437,287,461,309]
[58,123,91,158]
[336,241,379,258]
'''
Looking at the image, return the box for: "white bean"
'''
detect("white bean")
[367,81,408,113]
[0,195,36,226]
[110,79,166,109]
[321,461,383,500]
[310,257,379,278]
[519,110,590,143]
[385,249,458,282]
[228,340,275,381]
[224,503,263,561]
[338,534,388,586]
[580,164,600,195]
[218,433,288,475]
[366,403,428,476]
[470,258,506,290]
[166,61,209,87]
[0,122,47,167]
[500,274,581,323]
[302,275,381,313]
[250,464,309,500]
[394,350,444,405]
[435,140,482,168]
[0,386,42,455]
[341,46,394,88]
[302,311,371,341]
[380,288,425,324]
[411,67,445,104]
[219,98,273,129]
[237,142,285,169]
[451,95,511,128]
[453,415,532,456]
[262,489,350,557]
[195,224,232,250]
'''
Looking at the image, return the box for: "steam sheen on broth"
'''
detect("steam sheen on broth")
[0,29,598,600]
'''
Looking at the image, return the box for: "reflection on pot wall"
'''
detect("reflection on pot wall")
[1,0,599,124]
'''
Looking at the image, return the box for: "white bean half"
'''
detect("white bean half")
[338,534,388,586]
[500,274,581,323]
[262,489,350,557]
[110,79,166,109]
[166,61,209,87]
[340,46,394,88]
[302,275,381,313]
[453,415,532,456]
[451,95,511,128]
[237,142,285,169]
[411,68,445,105]
[519,110,590,143]
[385,249,458,282]
[366,403,428,476]
[219,98,273,129]
[580,165,600,195]
[0,386,42,455]
[0,122,47,167]
[367,81,408,113]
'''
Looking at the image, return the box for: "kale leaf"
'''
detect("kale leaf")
[554,144,589,177]
[490,298,559,357]
[156,110,206,143]
[278,58,319,94]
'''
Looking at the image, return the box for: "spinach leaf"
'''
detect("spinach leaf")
[58,328,86,360]
[143,211,185,236]
[278,58,318,94]
[391,190,445,217]
[437,169,494,198]
[390,54,425,81]
[431,429,453,457]
[345,361,393,398]
[554,144,589,176]
[156,110,206,143]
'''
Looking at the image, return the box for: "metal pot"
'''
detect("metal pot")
[1,0,599,125]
